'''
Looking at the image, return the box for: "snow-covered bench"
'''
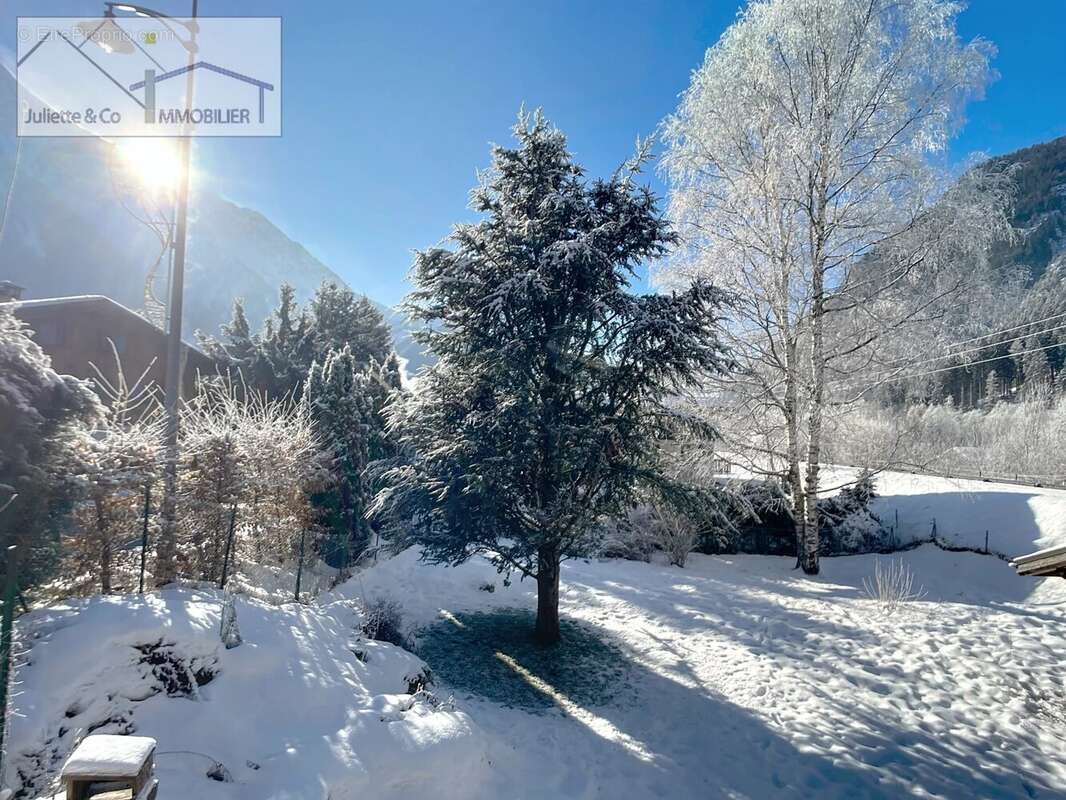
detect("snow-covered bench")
[60,735,158,800]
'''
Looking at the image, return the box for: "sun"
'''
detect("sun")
[114,139,185,197]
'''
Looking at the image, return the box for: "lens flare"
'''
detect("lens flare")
[115,138,185,196]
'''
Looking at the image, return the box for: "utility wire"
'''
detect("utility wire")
[942,309,1066,350]
[868,339,1064,387]
[889,321,1066,372]
[0,134,23,248]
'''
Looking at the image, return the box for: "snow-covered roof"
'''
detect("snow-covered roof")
[62,735,156,778]
[3,295,206,354]
[1011,544,1066,566]
[5,295,113,311]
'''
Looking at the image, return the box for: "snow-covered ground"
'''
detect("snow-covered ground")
[11,525,1066,798]
[350,546,1066,799]
[820,466,1066,556]
[6,590,487,800]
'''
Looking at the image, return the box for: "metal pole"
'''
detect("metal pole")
[139,483,151,593]
[219,502,237,591]
[0,545,18,778]
[295,528,306,602]
[156,0,198,586]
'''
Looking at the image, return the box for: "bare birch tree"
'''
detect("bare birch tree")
[659,0,1009,573]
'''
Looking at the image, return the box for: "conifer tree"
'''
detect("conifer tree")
[201,282,397,401]
[985,370,1002,405]
[373,111,730,643]
[0,307,102,590]
[305,346,376,574]
[1022,345,1053,396]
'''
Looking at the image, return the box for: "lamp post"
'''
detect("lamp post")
[104,1,198,586]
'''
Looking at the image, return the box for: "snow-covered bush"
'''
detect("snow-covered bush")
[650,505,699,567]
[818,471,890,554]
[361,597,407,648]
[725,479,793,556]
[178,376,327,590]
[599,512,656,562]
[861,559,926,614]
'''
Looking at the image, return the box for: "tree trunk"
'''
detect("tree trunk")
[802,259,826,576]
[294,527,306,603]
[784,337,806,567]
[534,546,561,645]
[340,484,354,582]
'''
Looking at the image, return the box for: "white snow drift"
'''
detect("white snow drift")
[6,590,486,800]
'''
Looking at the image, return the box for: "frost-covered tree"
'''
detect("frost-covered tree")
[659,0,1009,573]
[985,370,1002,405]
[373,111,731,643]
[305,345,376,575]
[179,382,246,584]
[0,308,100,760]
[59,349,163,594]
[178,376,326,586]
[0,307,101,589]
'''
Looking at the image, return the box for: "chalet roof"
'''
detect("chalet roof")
[1010,545,1066,578]
[3,294,205,355]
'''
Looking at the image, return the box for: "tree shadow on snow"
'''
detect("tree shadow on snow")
[416,583,1056,799]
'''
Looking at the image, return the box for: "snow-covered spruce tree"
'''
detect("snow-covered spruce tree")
[1022,345,1053,397]
[199,282,396,401]
[372,111,731,644]
[305,345,376,575]
[985,370,1002,405]
[309,283,392,371]
[659,0,1009,573]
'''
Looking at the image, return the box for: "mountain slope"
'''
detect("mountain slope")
[985,135,1066,285]
[0,69,427,370]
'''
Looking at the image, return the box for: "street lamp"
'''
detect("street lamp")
[105,0,198,587]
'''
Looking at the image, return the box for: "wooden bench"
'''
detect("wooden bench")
[61,735,158,800]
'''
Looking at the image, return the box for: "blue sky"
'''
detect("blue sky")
[5,1,1066,306]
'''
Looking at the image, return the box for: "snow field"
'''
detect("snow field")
[356,546,1066,798]
[819,466,1066,557]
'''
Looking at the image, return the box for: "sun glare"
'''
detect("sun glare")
[115,139,185,196]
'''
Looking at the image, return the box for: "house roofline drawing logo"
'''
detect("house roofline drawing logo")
[16,16,281,137]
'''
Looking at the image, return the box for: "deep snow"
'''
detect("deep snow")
[351,546,1066,799]
[5,590,486,800]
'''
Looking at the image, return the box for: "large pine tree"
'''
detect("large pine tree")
[374,111,730,643]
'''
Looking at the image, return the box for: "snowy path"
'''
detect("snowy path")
[356,547,1066,799]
